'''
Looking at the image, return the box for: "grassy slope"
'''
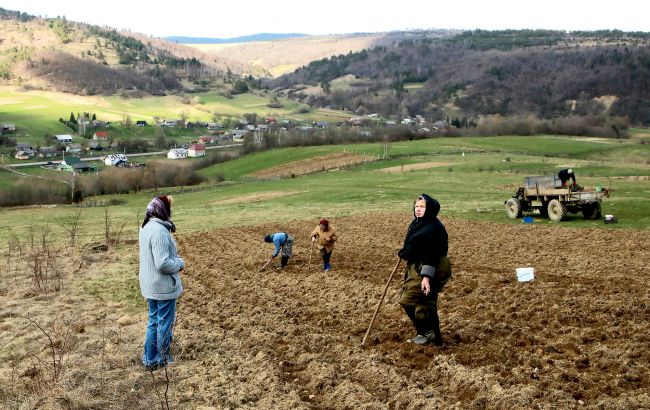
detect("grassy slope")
[1,135,648,247]
[0,87,349,150]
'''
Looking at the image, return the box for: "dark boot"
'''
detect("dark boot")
[430,309,443,346]
[281,256,289,268]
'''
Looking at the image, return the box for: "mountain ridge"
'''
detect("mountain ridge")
[164,33,308,44]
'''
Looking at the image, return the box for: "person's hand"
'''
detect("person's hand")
[311,236,316,242]
[271,255,276,259]
[421,277,431,296]
[326,237,331,242]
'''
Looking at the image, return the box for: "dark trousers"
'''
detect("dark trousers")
[399,263,446,343]
[320,248,332,265]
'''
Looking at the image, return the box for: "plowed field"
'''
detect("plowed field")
[2,214,648,408]
[170,215,650,409]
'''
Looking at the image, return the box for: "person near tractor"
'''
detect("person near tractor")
[311,219,338,272]
[139,195,185,371]
[264,232,294,269]
[397,194,452,346]
[558,168,577,187]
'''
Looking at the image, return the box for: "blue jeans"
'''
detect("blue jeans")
[143,298,176,368]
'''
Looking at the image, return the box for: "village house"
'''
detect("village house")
[55,134,73,144]
[207,122,221,130]
[198,135,215,145]
[136,120,148,127]
[66,143,82,154]
[188,144,206,157]
[160,119,181,127]
[58,156,96,173]
[38,147,58,158]
[92,120,109,127]
[15,142,35,156]
[231,131,245,142]
[167,148,188,160]
[104,154,128,167]
[2,123,16,132]
[14,151,31,160]
[93,131,110,141]
[88,141,103,151]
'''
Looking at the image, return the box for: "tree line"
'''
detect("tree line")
[267,30,650,125]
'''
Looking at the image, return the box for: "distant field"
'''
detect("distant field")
[1,135,648,248]
[0,86,349,148]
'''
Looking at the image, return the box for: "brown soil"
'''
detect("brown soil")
[211,190,303,205]
[1,216,649,409]
[379,161,454,173]
[250,153,375,179]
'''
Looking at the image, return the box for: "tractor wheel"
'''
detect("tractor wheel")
[547,199,567,222]
[582,202,602,220]
[505,198,522,219]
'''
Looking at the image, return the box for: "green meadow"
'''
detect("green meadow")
[0,87,351,157]
[1,134,648,246]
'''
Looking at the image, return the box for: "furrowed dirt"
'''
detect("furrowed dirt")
[172,215,650,408]
[1,215,648,409]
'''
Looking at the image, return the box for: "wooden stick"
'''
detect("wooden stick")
[308,240,314,273]
[258,256,274,272]
[361,258,402,347]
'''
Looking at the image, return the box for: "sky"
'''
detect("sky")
[1,0,648,39]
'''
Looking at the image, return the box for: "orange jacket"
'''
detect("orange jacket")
[311,224,338,252]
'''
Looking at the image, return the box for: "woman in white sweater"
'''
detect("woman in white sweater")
[139,195,185,371]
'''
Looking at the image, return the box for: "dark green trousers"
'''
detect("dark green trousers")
[399,257,451,340]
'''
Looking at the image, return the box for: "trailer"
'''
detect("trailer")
[505,175,610,222]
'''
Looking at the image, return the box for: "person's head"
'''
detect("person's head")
[264,234,273,243]
[567,168,573,174]
[146,195,173,218]
[142,195,174,229]
[319,219,329,231]
[413,193,440,220]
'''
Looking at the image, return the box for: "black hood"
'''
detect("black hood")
[413,193,440,221]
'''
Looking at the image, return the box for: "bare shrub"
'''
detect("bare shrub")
[103,208,127,249]
[60,208,82,249]
[27,226,62,294]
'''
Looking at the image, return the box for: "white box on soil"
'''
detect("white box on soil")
[516,267,535,282]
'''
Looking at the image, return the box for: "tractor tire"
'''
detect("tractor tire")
[582,202,602,220]
[547,199,567,222]
[505,198,523,219]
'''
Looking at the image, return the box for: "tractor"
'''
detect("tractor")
[505,175,610,222]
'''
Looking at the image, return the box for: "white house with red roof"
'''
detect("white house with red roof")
[188,143,206,157]
[93,131,110,141]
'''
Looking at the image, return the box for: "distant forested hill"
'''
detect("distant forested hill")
[267,30,650,125]
[0,8,251,96]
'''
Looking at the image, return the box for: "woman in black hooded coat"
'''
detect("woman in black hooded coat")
[398,194,452,346]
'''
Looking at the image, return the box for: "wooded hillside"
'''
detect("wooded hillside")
[268,30,650,125]
[0,8,251,96]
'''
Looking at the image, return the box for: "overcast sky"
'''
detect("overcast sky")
[1,0,647,38]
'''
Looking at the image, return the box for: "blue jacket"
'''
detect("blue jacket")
[270,232,288,257]
[139,218,185,300]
